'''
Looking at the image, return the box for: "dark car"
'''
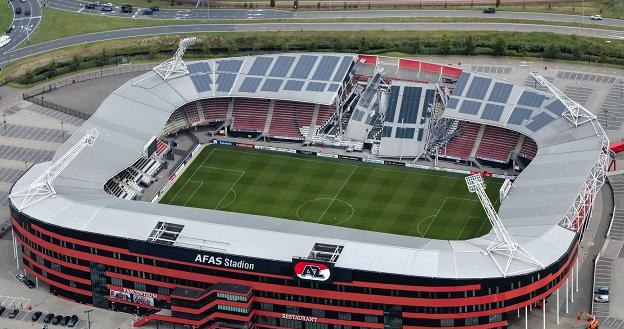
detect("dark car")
[52,314,63,325]
[43,313,55,323]
[51,314,64,325]
[8,308,19,318]
[0,306,6,316]
[101,5,113,11]
[61,315,71,325]
[24,9,30,15]
[67,315,79,327]
[121,4,132,12]
[595,287,609,295]
[32,311,43,321]
[141,8,152,15]
[149,6,158,11]
[85,2,95,8]
[25,279,35,288]
[6,25,14,33]
[483,7,495,13]
[14,7,21,14]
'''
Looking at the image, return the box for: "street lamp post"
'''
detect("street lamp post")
[619,80,623,98]
[61,121,64,137]
[84,309,93,329]
[2,113,5,131]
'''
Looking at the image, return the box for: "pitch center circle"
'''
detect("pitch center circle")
[296,198,355,225]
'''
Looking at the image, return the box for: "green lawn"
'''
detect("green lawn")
[28,8,202,45]
[0,2,12,36]
[160,145,501,240]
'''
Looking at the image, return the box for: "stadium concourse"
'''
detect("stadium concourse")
[5,49,614,329]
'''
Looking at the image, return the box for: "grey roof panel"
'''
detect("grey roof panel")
[458,100,481,115]
[306,81,326,92]
[248,57,273,76]
[217,59,244,73]
[526,112,555,131]
[188,62,211,74]
[312,55,340,81]
[545,100,566,116]
[395,127,415,139]
[381,126,392,137]
[386,85,400,122]
[284,80,305,91]
[517,91,547,108]
[465,76,491,100]
[261,78,283,92]
[327,84,340,92]
[481,103,504,122]
[216,73,237,92]
[446,97,459,110]
[488,82,513,103]
[190,74,212,93]
[332,56,353,82]
[507,107,533,125]
[290,55,318,79]
[238,77,262,93]
[453,72,470,97]
[398,86,422,124]
[268,56,296,78]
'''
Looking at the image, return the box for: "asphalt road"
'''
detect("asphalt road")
[1,21,623,66]
[2,0,42,53]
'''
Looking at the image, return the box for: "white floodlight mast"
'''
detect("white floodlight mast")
[12,128,99,211]
[153,37,197,81]
[529,72,596,127]
[465,174,542,277]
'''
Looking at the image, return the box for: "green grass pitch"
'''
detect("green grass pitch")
[160,145,502,240]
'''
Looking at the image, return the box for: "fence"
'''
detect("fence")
[22,64,154,118]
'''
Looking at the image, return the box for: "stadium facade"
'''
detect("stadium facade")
[9,52,608,329]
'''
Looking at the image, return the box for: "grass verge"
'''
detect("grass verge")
[27,8,624,46]
[5,31,624,87]
[0,2,12,35]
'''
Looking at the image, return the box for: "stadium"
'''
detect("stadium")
[7,38,610,329]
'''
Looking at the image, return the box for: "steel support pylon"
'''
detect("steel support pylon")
[465,174,542,276]
[153,37,197,81]
[11,128,99,211]
[529,72,596,127]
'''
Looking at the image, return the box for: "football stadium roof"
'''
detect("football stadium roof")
[10,54,607,279]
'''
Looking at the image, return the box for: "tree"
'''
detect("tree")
[359,36,369,52]
[270,0,275,7]
[293,0,298,9]
[71,54,82,71]
[495,0,500,7]
[542,43,558,59]
[48,59,58,78]
[96,49,109,67]
[317,1,320,9]
[24,69,35,85]
[440,35,452,55]
[464,35,475,55]
[492,36,506,56]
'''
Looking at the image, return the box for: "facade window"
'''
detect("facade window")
[441,319,454,326]
[36,255,44,264]
[260,303,273,312]
[217,305,249,314]
[364,314,378,323]
[111,277,123,287]
[157,286,169,295]
[51,262,61,272]
[489,313,502,323]
[134,282,146,291]
[311,309,325,318]
[69,281,76,288]
[216,292,248,302]
[338,313,351,321]
[465,317,478,326]
[286,305,299,315]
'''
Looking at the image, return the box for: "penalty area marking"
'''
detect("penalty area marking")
[214,170,246,210]
[421,196,481,238]
[216,189,237,210]
[183,181,204,206]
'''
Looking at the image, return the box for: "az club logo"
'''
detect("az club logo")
[294,262,331,281]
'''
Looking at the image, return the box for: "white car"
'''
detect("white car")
[590,14,603,20]
[16,273,26,282]
[594,295,609,303]
[0,35,12,48]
